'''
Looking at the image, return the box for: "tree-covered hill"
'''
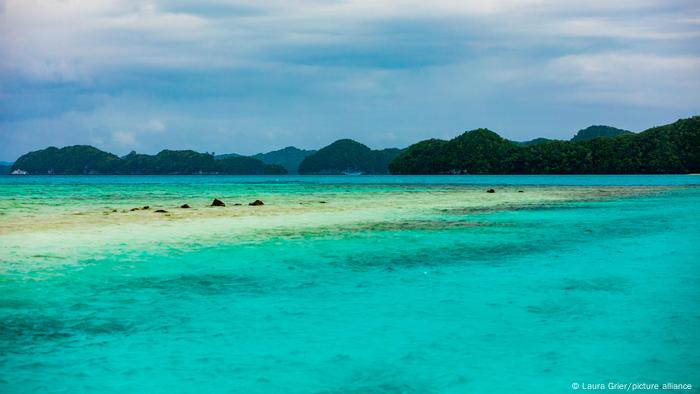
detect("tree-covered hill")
[571,125,633,141]
[298,139,402,174]
[389,116,700,174]
[9,117,698,175]
[514,138,556,146]
[218,156,286,175]
[213,153,242,160]
[11,146,287,175]
[252,146,316,174]
[12,145,123,175]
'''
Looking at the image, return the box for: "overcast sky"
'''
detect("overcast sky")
[1,0,699,160]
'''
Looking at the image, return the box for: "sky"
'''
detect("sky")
[1,0,699,161]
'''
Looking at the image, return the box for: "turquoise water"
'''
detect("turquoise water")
[1,176,699,393]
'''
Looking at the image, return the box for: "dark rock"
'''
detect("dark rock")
[486,189,496,193]
[211,198,226,207]
[180,204,190,208]
[154,209,168,213]
[142,206,150,210]
[518,190,524,193]
[233,203,242,206]
[130,207,140,211]
[249,200,264,206]
[319,201,327,204]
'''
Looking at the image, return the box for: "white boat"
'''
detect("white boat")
[342,171,363,175]
[10,169,28,175]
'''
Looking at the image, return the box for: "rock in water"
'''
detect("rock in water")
[486,189,496,193]
[249,200,264,206]
[142,206,150,210]
[130,207,140,211]
[154,209,168,213]
[180,204,190,208]
[211,198,226,207]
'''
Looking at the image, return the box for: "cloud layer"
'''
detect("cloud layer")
[1,0,699,159]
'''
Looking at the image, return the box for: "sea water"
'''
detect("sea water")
[1,175,699,393]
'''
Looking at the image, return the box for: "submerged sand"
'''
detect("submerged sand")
[0,185,672,273]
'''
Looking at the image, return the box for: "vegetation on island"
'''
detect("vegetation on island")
[514,138,556,146]
[7,116,699,175]
[11,146,286,175]
[252,146,316,174]
[12,146,123,175]
[389,116,700,174]
[571,125,632,142]
[217,156,287,175]
[298,139,402,174]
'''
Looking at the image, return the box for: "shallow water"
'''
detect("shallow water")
[1,175,699,393]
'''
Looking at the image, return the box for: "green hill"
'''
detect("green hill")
[571,125,633,142]
[252,146,316,174]
[389,129,517,174]
[298,139,402,174]
[12,145,122,175]
[11,146,286,175]
[389,116,700,174]
[10,117,698,176]
[218,156,287,175]
[126,150,220,174]
[514,138,556,146]
[213,153,242,160]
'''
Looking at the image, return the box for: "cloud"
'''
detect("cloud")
[144,119,166,132]
[545,53,700,108]
[3,0,697,80]
[548,16,700,40]
[107,118,165,150]
[112,130,137,146]
[0,0,699,160]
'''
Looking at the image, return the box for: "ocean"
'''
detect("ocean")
[1,175,699,393]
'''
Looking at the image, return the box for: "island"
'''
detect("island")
[7,116,700,175]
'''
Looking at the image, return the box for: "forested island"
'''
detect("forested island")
[253,147,317,174]
[390,116,699,174]
[11,148,287,175]
[298,139,403,174]
[7,116,700,175]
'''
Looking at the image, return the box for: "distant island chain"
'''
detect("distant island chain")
[4,116,699,175]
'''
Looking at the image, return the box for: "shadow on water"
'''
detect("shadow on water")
[115,273,270,296]
[314,364,439,394]
[334,241,554,271]
[558,277,629,293]
[0,313,134,354]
